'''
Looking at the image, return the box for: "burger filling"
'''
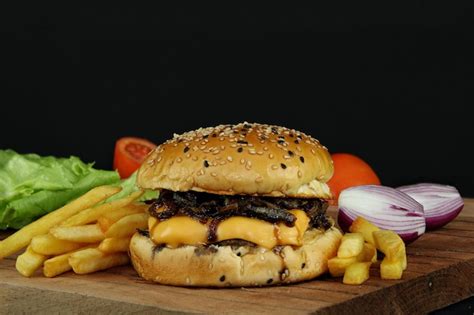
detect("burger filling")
[146,189,331,249]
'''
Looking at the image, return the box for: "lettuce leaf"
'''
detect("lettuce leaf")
[0,150,120,229]
[105,171,158,203]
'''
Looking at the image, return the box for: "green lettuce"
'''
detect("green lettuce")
[0,150,120,229]
[105,171,158,203]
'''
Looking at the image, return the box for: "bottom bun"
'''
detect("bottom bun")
[129,227,342,287]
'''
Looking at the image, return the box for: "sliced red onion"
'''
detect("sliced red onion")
[397,183,464,230]
[337,185,425,243]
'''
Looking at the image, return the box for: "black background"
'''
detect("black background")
[1,3,473,198]
[1,3,474,312]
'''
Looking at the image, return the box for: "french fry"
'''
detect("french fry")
[0,185,120,259]
[98,237,131,253]
[328,256,359,277]
[97,203,147,232]
[337,233,364,258]
[102,203,148,222]
[373,230,406,270]
[343,262,371,285]
[357,242,377,263]
[61,191,143,227]
[50,224,105,243]
[31,234,85,255]
[105,213,148,238]
[380,257,403,280]
[43,244,98,278]
[69,248,129,274]
[15,246,48,277]
[349,217,380,245]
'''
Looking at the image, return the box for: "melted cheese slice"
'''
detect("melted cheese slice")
[148,210,309,249]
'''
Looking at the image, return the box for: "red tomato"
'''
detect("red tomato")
[328,153,381,204]
[113,137,157,178]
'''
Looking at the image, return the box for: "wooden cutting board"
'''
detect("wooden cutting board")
[1,199,474,314]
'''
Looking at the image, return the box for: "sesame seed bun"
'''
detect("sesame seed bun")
[129,226,342,287]
[137,122,333,199]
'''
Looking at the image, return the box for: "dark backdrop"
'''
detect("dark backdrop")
[1,3,473,196]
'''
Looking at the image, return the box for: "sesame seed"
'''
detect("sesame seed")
[176,157,182,163]
[284,155,291,159]
[157,156,162,162]
[237,147,243,153]
[219,161,226,165]
[173,143,178,147]
[255,176,263,183]
[298,170,302,178]
[245,164,252,170]
[185,153,191,158]
[197,169,204,176]
[296,146,302,152]
[230,144,237,148]
[201,141,207,145]
[212,150,220,155]
[281,163,287,169]
[211,172,217,177]
[263,147,269,151]
[249,149,256,155]
[200,145,206,150]
[269,153,274,159]
[220,137,225,141]
[311,149,316,155]
[271,164,278,170]
[192,156,198,161]
[220,145,225,150]
[257,151,263,155]
[193,146,198,151]
[300,156,305,163]
[227,156,233,162]
[240,159,245,164]
[260,140,265,144]
[204,160,209,168]
[184,147,190,153]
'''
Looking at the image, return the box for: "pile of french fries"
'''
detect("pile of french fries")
[0,186,148,277]
[328,217,407,285]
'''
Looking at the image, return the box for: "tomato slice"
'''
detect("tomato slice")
[113,137,157,178]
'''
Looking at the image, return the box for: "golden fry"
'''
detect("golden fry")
[0,185,120,259]
[98,237,131,253]
[337,233,364,258]
[61,191,143,227]
[43,244,97,278]
[97,204,146,231]
[50,224,105,243]
[373,230,406,269]
[105,213,148,238]
[357,242,378,263]
[102,203,148,221]
[349,217,380,245]
[380,257,403,280]
[15,246,48,277]
[343,262,371,285]
[31,234,84,255]
[328,256,359,277]
[69,248,129,274]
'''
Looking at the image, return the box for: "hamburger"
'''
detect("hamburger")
[130,122,342,287]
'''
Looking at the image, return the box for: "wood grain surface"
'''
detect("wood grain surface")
[1,200,473,314]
